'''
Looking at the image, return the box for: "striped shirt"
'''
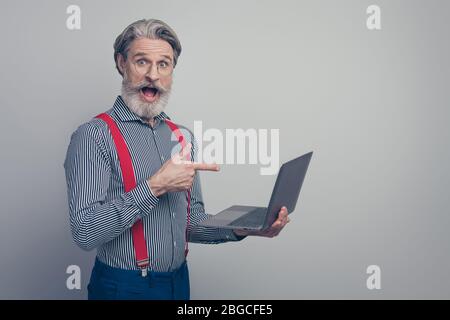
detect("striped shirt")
[64,96,243,272]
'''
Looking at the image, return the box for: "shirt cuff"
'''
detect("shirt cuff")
[129,180,160,214]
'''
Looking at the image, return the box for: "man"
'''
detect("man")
[64,19,289,300]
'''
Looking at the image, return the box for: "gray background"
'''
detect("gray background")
[0,0,449,299]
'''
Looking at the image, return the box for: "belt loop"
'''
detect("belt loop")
[171,273,175,299]
[95,259,105,278]
[147,271,154,288]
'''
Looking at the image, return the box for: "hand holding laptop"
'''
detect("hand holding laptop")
[233,206,290,238]
[199,152,312,235]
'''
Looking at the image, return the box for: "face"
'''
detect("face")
[118,38,174,120]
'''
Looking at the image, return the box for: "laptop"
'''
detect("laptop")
[199,151,313,231]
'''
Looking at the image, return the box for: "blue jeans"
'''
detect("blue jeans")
[87,258,190,300]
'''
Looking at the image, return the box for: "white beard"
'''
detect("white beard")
[120,72,172,120]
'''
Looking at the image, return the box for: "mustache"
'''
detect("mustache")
[131,80,168,94]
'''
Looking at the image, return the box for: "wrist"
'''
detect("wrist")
[233,229,249,237]
[147,174,166,197]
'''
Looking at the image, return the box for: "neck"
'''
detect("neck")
[148,118,155,128]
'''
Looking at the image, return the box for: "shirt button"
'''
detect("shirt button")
[161,155,165,161]
[173,241,177,247]
[172,212,175,218]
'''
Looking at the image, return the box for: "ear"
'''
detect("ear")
[117,53,126,75]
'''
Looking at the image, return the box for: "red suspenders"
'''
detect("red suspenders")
[164,120,191,259]
[95,113,190,277]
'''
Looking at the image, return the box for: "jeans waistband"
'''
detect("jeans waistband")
[93,258,187,282]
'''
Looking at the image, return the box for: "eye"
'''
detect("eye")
[137,59,147,65]
[159,61,169,68]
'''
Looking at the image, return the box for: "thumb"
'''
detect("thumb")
[179,142,192,161]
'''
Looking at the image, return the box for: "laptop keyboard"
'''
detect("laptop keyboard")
[228,208,267,228]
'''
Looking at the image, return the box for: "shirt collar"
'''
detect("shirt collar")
[112,95,171,123]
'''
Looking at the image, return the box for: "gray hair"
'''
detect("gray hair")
[113,19,182,76]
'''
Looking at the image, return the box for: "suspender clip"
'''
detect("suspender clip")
[141,267,148,277]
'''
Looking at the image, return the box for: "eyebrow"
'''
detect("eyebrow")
[132,52,172,61]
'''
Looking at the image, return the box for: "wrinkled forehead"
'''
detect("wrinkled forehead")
[127,38,174,60]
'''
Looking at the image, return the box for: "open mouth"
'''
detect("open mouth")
[140,86,159,102]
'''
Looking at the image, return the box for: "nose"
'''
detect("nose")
[145,64,160,82]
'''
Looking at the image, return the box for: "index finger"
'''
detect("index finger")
[192,162,220,171]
